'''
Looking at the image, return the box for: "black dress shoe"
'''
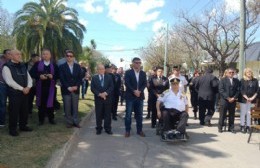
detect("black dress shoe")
[9,130,19,136]
[96,130,102,135]
[151,125,156,128]
[228,129,236,134]
[20,126,33,132]
[105,130,113,135]
[218,129,223,133]
[73,124,81,128]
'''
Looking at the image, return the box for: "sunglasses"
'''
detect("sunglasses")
[229,72,234,74]
[66,55,74,58]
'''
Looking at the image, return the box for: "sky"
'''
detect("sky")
[1,0,259,68]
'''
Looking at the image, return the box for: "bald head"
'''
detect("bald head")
[97,64,105,75]
[10,50,22,63]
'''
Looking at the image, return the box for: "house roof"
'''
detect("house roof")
[245,41,260,61]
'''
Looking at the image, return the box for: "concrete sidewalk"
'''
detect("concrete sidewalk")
[60,102,260,168]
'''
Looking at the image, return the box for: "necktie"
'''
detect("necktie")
[100,75,104,87]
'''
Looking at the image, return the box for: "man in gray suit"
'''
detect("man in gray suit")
[91,64,114,135]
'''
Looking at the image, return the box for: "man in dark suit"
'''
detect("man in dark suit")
[91,64,114,135]
[59,50,82,128]
[111,64,121,120]
[149,66,169,128]
[124,57,147,137]
[218,68,240,133]
[195,68,219,126]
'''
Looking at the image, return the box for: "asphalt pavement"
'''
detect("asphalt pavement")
[60,102,260,168]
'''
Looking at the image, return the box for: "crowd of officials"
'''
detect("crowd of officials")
[0,48,259,138]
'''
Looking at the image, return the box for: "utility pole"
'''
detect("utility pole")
[164,23,168,76]
[239,0,246,79]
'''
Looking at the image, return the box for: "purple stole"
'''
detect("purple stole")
[36,61,55,108]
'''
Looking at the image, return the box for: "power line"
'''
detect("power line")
[96,48,146,52]
[187,0,201,14]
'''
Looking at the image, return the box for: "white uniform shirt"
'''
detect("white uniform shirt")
[168,75,188,92]
[157,90,188,112]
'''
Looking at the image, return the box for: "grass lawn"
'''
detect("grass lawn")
[0,88,94,168]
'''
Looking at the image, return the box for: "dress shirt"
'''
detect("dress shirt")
[2,66,32,91]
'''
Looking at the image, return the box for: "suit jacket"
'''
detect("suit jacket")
[91,74,114,103]
[219,77,240,101]
[149,75,169,99]
[59,62,82,95]
[114,73,122,95]
[196,73,219,101]
[239,78,259,103]
[124,69,147,100]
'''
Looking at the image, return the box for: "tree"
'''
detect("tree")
[139,31,184,74]
[176,2,259,75]
[13,0,86,61]
[0,6,15,52]
[79,39,110,74]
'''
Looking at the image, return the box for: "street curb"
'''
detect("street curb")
[45,109,94,168]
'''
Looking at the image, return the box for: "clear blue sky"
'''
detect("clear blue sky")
[2,0,259,67]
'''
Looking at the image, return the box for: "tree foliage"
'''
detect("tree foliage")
[0,6,15,52]
[79,39,110,74]
[13,0,86,61]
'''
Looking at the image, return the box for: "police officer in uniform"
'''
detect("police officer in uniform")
[149,67,169,128]
[156,78,189,139]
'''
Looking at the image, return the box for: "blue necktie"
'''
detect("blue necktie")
[100,75,104,87]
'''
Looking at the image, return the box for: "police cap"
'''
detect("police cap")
[170,78,180,83]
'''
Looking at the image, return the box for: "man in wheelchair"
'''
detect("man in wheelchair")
[156,78,189,141]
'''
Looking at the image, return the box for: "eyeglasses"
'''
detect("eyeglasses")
[229,72,234,74]
[66,55,74,58]
[134,62,141,64]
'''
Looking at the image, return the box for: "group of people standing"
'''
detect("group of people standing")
[0,49,89,136]
[189,67,259,133]
[1,49,259,138]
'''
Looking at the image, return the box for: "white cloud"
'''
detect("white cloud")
[106,0,165,30]
[77,0,104,14]
[79,18,89,26]
[225,0,240,13]
[152,19,165,32]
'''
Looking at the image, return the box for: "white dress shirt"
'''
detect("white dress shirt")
[2,66,32,91]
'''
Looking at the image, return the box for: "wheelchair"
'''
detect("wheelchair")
[156,109,189,142]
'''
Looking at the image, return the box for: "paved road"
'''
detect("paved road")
[61,102,260,168]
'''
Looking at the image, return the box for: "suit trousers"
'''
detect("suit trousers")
[112,93,120,117]
[218,99,236,130]
[162,109,189,133]
[95,100,112,131]
[150,96,158,126]
[63,93,79,125]
[198,98,215,125]
[8,91,29,132]
[0,83,7,125]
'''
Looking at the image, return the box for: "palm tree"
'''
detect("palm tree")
[13,0,86,61]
